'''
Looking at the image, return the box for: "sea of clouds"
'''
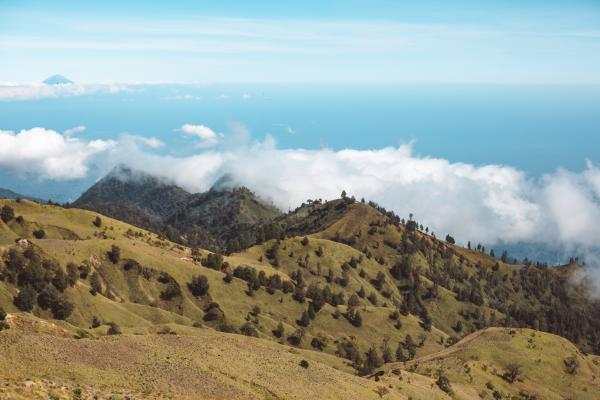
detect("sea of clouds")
[2,124,600,261]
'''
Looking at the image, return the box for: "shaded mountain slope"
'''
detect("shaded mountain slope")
[73,165,282,251]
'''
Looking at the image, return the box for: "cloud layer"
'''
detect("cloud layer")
[0,127,115,179]
[2,125,600,257]
[0,83,128,101]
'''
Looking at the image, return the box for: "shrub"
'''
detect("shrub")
[160,281,182,301]
[311,336,327,351]
[297,310,311,327]
[203,302,224,321]
[93,216,102,227]
[287,328,304,346]
[0,205,14,223]
[564,356,580,375]
[299,359,309,368]
[346,307,362,327]
[91,316,101,328]
[51,295,75,320]
[436,371,453,394]
[188,275,210,297]
[107,245,120,264]
[14,286,36,311]
[301,236,309,246]
[201,253,224,270]
[0,307,5,320]
[273,322,284,338]
[107,322,122,335]
[33,229,45,239]
[502,363,523,383]
[240,322,259,337]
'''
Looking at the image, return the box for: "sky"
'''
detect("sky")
[1,0,600,83]
[1,1,600,262]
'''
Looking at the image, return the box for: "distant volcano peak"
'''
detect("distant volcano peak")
[43,75,74,85]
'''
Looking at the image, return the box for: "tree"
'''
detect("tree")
[298,310,311,327]
[395,342,406,362]
[51,295,75,320]
[346,307,362,327]
[33,229,45,239]
[107,245,121,264]
[361,346,383,375]
[1,205,14,223]
[341,190,347,199]
[188,275,210,297]
[93,216,102,228]
[404,334,417,360]
[66,263,79,287]
[52,268,68,292]
[14,286,36,311]
[348,293,360,307]
[90,272,102,295]
[0,307,6,321]
[445,234,455,245]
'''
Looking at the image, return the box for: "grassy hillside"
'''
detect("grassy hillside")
[1,197,599,399]
[378,327,600,400]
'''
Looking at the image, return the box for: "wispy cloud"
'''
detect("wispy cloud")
[0,82,129,101]
[177,124,220,148]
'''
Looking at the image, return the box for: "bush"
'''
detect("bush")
[299,359,309,368]
[203,303,224,321]
[273,322,285,338]
[301,236,309,246]
[346,307,362,327]
[502,363,523,383]
[160,281,182,301]
[51,295,74,320]
[201,253,224,270]
[188,275,210,297]
[93,216,102,227]
[287,328,304,346]
[311,336,327,351]
[107,322,122,335]
[0,307,5,320]
[240,322,258,337]
[0,205,14,223]
[14,286,36,311]
[107,245,120,264]
[436,372,453,394]
[564,356,580,375]
[33,229,45,239]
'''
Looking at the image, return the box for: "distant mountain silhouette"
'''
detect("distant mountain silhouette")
[42,75,74,85]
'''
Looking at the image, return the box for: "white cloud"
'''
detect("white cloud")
[164,94,201,101]
[3,124,600,259]
[178,124,219,148]
[0,83,129,101]
[0,127,115,179]
[122,134,164,149]
[63,125,86,137]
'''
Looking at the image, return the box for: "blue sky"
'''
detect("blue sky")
[1,0,600,83]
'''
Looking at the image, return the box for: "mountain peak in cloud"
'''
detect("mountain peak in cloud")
[43,75,74,85]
